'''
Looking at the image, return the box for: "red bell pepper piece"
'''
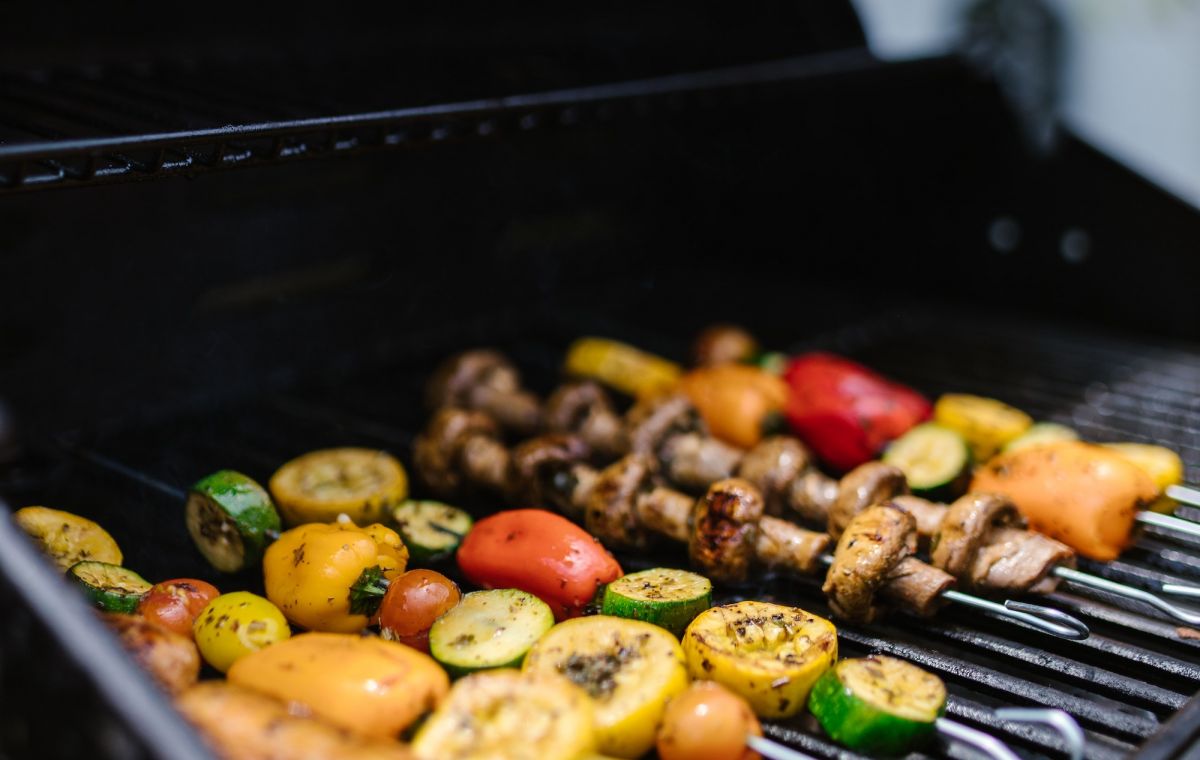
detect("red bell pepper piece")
[782,353,931,472]
[457,509,623,620]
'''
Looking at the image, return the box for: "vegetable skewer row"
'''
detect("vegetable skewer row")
[507,436,1089,639]
[801,459,1200,626]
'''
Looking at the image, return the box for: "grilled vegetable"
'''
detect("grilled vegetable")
[678,364,789,448]
[378,569,461,653]
[103,613,200,696]
[565,337,683,399]
[657,681,762,760]
[265,521,407,632]
[524,616,689,758]
[193,591,290,673]
[783,353,931,472]
[136,578,220,638]
[1003,421,1078,453]
[456,509,622,620]
[429,589,553,676]
[681,601,837,719]
[269,448,408,526]
[934,393,1032,461]
[692,324,761,367]
[972,441,1158,560]
[227,632,449,740]
[14,506,122,571]
[808,655,946,754]
[1104,442,1184,495]
[392,500,473,564]
[601,568,712,637]
[67,560,151,613]
[882,423,971,498]
[178,682,416,760]
[186,470,281,573]
[413,669,596,760]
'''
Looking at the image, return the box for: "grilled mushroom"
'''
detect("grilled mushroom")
[425,350,541,436]
[543,380,627,460]
[828,462,909,539]
[627,394,743,492]
[689,478,764,584]
[413,408,510,497]
[692,324,760,367]
[823,504,954,623]
[508,434,595,518]
[932,493,1074,593]
[584,454,657,550]
[735,436,812,516]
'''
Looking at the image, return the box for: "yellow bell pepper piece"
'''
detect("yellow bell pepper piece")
[263,521,407,633]
[934,393,1032,461]
[565,337,682,400]
[227,632,448,740]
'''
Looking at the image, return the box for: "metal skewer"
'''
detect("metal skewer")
[747,708,1085,760]
[817,555,1091,640]
[1135,508,1200,540]
[1053,566,1200,625]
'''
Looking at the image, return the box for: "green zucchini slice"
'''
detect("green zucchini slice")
[391,500,473,564]
[883,423,971,498]
[1004,422,1079,453]
[186,470,280,573]
[429,589,554,677]
[601,567,711,637]
[67,560,151,613]
[808,655,946,754]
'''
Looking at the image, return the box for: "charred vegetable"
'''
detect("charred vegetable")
[808,655,946,754]
[391,500,473,564]
[682,601,837,719]
[882,423,971,498]
[136,578,220,639]
[377,569,461,653]
[934,393,1032,461]
[413,669,596,760]
[601,567,712,637]
[67,561,151,613]
[657,680,763,760]
[14,506,122,571]
[429,589,553,676]
[678,364,789,449]
[269,448,408,525]
[524,615,688,758]
[185,470,280,573]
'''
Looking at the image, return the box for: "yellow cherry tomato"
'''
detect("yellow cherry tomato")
[263,521,407,633]
[193,591,290,673]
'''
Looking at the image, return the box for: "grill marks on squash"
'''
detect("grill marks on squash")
[559,635,646,700]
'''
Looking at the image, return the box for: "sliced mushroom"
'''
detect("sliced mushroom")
[426,350,541,436]
[689,478,763,584]
[823,504,952,623]
[828,462,909,540]
[413,408,510,497]
[932,493,1074,593]
[890,495,948,551]
[585,454,657,550]
[508,434,594,518]
[736,436,812,516]
[543,381,627,460]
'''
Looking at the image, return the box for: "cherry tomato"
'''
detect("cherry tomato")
[136,578,220,638]
[457,509,623,620]
[657,681,762,760]
[377,569,461,652]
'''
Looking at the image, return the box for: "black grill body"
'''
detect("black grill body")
[2,5,1200,759]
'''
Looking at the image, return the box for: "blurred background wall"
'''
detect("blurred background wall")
[854,0,1200,209]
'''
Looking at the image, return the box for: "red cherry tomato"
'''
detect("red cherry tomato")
[377,569,461,653]
[136,578,220,638]
[657,681,762,760]
[456,509,623,620]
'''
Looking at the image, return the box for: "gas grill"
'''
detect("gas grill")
[2,5,1200,760]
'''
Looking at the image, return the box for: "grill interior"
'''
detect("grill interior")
[5,306,1200,759]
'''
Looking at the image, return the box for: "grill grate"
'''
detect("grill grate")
[0,50,878,193]
[5,309,1200,758]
